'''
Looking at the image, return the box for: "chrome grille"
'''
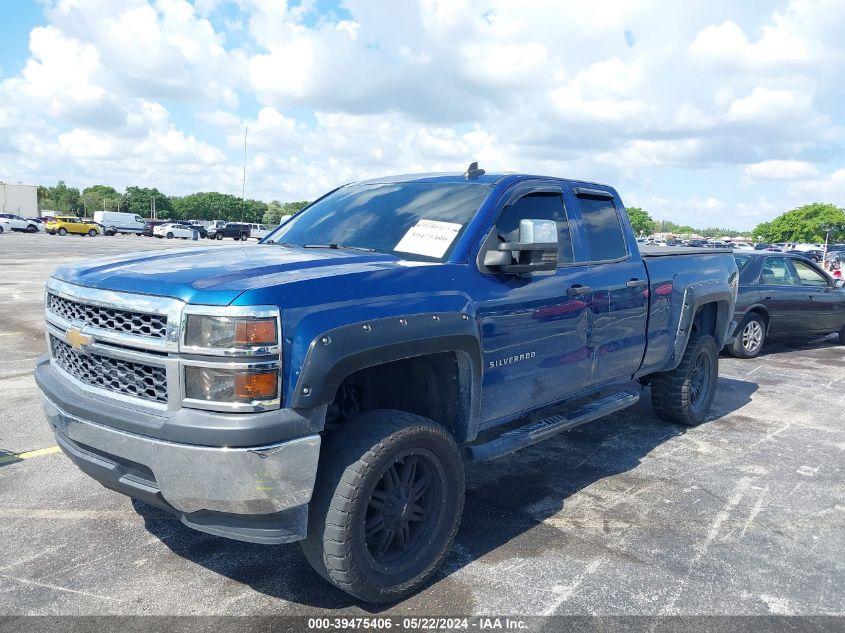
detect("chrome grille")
[50,335,168,404]
[47,293,168,339]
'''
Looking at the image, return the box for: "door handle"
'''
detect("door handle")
[566,285,593,297]
[626,279,648,288]
[763,296,773,301]
[808,295,815,300]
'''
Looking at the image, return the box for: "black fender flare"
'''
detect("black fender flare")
[290,312,482,439]
[664,280,736,372]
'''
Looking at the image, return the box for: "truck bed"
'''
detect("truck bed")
[640,246,733,257]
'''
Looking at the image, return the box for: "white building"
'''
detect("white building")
[0,183,38,217]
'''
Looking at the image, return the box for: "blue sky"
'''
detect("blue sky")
[1,0,843,230]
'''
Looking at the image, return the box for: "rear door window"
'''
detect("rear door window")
[576,193,628,262]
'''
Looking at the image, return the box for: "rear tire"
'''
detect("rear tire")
[88,229,97,237]
[651,331,719,427]
[838,325,845,345]
[728,313,766,358]
[166,232,174,239]
[26,224,37,233]
[301,410,465,604]
[216,233,223,240]
[58,228,67,236]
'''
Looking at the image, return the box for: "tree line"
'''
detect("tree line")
[625,203,845,243]
[624,206,753,238]
[35,181,845,243]
[37,182,309,225]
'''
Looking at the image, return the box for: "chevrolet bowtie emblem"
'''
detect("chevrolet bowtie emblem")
[65,327,92,351]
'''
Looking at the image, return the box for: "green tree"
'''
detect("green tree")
[752,203,845,243]
[263,200,309,224]
[172,192,242,221]
[624,206,656,236]
[123,186,173,219]
[46,181,82,214]
[81,185,119,214]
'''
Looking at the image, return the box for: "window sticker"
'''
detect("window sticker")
[394,219,462,258]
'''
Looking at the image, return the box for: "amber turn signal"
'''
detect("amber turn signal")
[234,370,278,400]
[234,318,277,346]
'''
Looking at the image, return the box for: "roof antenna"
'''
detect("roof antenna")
[464,161,485,180]
[239,125,253,261]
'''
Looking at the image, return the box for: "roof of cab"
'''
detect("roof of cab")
[352,171,613,189]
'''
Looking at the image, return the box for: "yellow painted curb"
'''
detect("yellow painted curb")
[0,445,61,464]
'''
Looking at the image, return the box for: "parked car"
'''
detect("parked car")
[247,223,273,240]
[35,169,738,603]
[93,211,147,236]
[0,213,41,233]
[0,218,11,234]
[787,249,823,263]
[45,216,100,236]
[205,220,227,238]
[728,252,845,358]
[141,220,167,237]
[153,223,197,239]
[211,222,250,240]
[824,250,845,268]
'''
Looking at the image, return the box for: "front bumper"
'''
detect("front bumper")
[38,360,322,544]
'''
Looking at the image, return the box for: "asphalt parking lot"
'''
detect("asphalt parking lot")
[0,231,842,616]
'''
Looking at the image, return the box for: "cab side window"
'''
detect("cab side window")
[576,194,628,262]
[791,259,829,287]
[495,192,574,264]
[760,257,797,285]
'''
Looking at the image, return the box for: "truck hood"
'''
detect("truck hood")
[51,245,420,305]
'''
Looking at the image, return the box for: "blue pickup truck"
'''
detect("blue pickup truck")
[35,166,738,602]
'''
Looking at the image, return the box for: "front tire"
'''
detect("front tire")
[26,224,37,233]
[651,331,719,426]
[301,410,465,604]
[216,233,223,240]
[166,232,174,239]
[88,229,97,237]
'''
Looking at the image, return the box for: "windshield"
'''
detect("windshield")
[267,182,492,261]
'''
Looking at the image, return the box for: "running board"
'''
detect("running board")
[466,392,639,462]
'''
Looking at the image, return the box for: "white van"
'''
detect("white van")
[248,223,273,239]
[94,211,147,235]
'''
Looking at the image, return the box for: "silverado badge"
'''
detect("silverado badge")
[65,327,92,351]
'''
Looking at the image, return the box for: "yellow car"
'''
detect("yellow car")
[46,216,100,237]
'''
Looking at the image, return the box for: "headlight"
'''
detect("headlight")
[184,366,279,404]
[184,315,278,350]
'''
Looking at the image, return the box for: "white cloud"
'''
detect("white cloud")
[691,19,812,68]
[744,160,819,181]
[726,88,812,124]
[790,169,845,198]
[0,0,842,230]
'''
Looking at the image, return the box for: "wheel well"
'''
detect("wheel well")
[691,302,718,336]
[326,352,472,442]
[745,307,770,330]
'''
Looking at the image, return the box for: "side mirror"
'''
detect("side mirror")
[484,219,558,274]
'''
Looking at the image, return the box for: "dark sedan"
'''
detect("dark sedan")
[728,252,845,358]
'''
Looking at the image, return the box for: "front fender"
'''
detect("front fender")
[289,312,483,437]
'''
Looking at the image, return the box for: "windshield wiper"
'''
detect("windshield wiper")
[301,243,376,252]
